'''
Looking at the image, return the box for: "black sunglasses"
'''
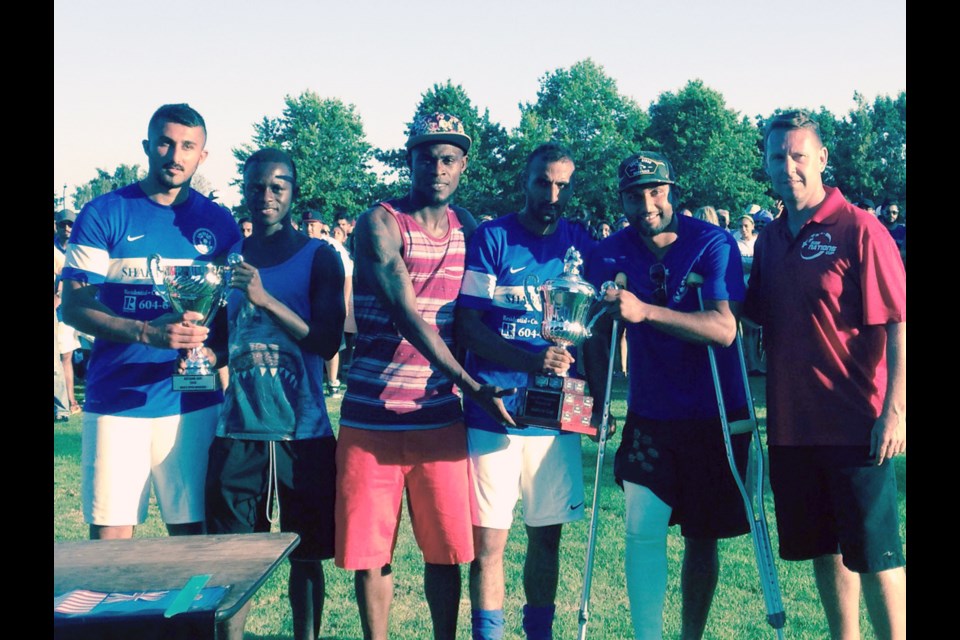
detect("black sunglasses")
[649,263,669,306]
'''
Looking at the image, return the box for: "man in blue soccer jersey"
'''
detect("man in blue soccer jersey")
[583,152,750,640]
[61,103,241,541]
[457,143,596,640]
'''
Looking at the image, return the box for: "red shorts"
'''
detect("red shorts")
[334,422,475,569]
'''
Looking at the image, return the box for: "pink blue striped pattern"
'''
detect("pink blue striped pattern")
[341,200,465,430]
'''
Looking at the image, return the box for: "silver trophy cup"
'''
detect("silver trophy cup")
[147,253,241,392]
[517,247,617,434]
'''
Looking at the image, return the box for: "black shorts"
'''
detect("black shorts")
[205,436,336,561]
[769,446,905,573]
[614,410,751,539]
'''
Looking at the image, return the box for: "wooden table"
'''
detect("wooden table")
[54,532,299,638]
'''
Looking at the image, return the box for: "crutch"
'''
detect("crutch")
[578,274,625,640]
[687,273,786,639]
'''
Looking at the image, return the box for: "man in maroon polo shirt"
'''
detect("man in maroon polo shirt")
[744,110,906,639]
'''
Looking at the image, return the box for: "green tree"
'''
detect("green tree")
[756,94,906,208]
[829,92,906,205]
[512,59,649,221]
[234,91,382,223]
[71,164,143,210]
[377,80,512,216]
[645,80,768,214]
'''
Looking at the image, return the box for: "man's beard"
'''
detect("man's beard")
[153,163,192,189]
[533,205,562,225]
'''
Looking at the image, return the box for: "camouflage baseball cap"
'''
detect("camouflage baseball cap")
[617,152,676,191]
[406,112,472,153]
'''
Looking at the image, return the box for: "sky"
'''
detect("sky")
[54,0,906,209]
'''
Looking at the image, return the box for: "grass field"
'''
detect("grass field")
[54,378,906,639]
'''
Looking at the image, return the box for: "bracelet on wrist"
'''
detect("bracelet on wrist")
[138,320,150,345]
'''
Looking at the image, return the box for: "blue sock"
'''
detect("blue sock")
[522,604,556,640]
[472,608,505,640]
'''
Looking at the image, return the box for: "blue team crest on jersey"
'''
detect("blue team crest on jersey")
[193,228,217,255]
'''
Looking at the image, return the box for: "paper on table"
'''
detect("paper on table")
[54,585,227,618]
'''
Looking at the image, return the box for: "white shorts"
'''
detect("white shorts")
[81,406,218,526]
[467,428,584,529]
[57,321,81,355]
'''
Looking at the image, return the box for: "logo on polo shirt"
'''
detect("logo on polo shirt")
[800,232,838,260]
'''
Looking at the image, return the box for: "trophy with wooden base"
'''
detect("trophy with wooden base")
[516,247,617,436]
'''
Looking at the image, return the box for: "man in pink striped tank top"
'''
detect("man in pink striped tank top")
[335,113,515,640]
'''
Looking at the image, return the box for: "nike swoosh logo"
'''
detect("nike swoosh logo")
[569,502,584,511]
[509,266,526,274]
[127,234,146,242]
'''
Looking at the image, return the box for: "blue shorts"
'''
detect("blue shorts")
[768,446,905,573]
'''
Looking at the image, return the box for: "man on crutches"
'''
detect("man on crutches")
[583,151,751,640]
[744,110,906,640]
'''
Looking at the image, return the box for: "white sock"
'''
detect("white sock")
[624,481,672,640]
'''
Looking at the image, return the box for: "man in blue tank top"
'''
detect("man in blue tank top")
[205,148,344,640]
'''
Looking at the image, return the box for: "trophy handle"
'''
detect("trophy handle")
[585,280,620,331]
[523,274,542,313]
[147,254,166,299]
[222,253,245,308]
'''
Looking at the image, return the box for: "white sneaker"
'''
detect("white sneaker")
[328,380,342,398]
